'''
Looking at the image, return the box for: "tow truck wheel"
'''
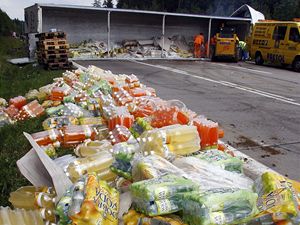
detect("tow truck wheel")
[292,57,300,72]
[255,52,264,65]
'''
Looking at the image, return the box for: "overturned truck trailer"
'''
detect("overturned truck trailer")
[25,4,255,59]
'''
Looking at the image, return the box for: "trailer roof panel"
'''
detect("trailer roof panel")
[28,3,251,22]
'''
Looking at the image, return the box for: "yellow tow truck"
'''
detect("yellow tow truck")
[248,20,300,72]
[210,27,240,62]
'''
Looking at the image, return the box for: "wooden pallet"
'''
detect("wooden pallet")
[37,39,68,46]
[37,44,70,51]
[38,49,69,55]
[35,32,66,40]
[38,53,69,60]
[46,62,72,70]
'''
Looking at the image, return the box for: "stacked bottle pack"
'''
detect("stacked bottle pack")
[0,65,299,225]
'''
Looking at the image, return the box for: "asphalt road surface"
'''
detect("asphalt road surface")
[76,59,300,180]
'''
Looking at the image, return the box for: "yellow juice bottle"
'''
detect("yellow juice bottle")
[66,150,113,182]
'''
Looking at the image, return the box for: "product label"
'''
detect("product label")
[210,212,226,224]
[159,130,167,144]
[155,199,173,214]
[23,105,35,117]
[83,125,92,138]
[162,144,170,158]
[48,129,57,141]
[154,187,170,200]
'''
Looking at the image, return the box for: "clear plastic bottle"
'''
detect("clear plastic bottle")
[0,207,44,225]
[74,139,112,157]
[140,125,200,157]
[39,208,56,222]
[9,186,56,210]
[66,150,113,182]
[35,192,56,209]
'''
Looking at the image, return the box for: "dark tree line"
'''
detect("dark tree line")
[115,0,300,20]
[0,9,24,36]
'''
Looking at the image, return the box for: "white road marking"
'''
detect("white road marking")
[132,60,300,107]
[214,63,272,75]
[219,81,295,102]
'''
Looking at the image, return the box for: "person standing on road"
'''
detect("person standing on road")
[239,41,248,61]
[194,33,205,58]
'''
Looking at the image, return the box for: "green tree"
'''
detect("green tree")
[273,0,300,20]
[0,8,15,36]
[103,0,114,8]
[115,0,300,20]
[93,0,102,7]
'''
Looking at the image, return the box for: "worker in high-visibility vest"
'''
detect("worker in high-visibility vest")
[239,41,248,61]
[194,33,205,58]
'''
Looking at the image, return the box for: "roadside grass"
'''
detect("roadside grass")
[0,36,66,206]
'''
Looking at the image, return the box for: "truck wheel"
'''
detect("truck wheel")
[255,52,264,65]
[292,57,300,72]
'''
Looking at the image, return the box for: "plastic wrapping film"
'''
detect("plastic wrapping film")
[176,188,259,225]
[173,157,254,190]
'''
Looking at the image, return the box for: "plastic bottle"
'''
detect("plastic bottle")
[16,100,45,121]
[0,207,44,225]
[39,208,56,222]
[9,186,56,210]
[63,125,98,146]
[164,125,199,144]
[208,122,219,148]
[66,150,114,182]
[51,85,71,101]
[97,168,117,181]
[31,129,63,146]
[9,96,26,110]
[168,141,200,155]
[107,106,134,130]
[193,117,219,149]
[68,179,85,217]
[4,105,19,119]
[35,192,56,209]
[74,140,112,157]
[109,125,132,145]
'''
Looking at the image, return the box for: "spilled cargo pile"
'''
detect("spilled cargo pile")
[70,35,193,59]
[0,65,300,225]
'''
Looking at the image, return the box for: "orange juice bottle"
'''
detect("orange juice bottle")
[122,115,134,129]
[4,105,19,119]
[51,85,71,100]
[109,125,131,145]
[218,129,224,138]
[208,121,219,148]
[9,96,26,110]
[17,100,45,121]
[63,125,98,146]
[201,121,210,149]
[31,129,63,146]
